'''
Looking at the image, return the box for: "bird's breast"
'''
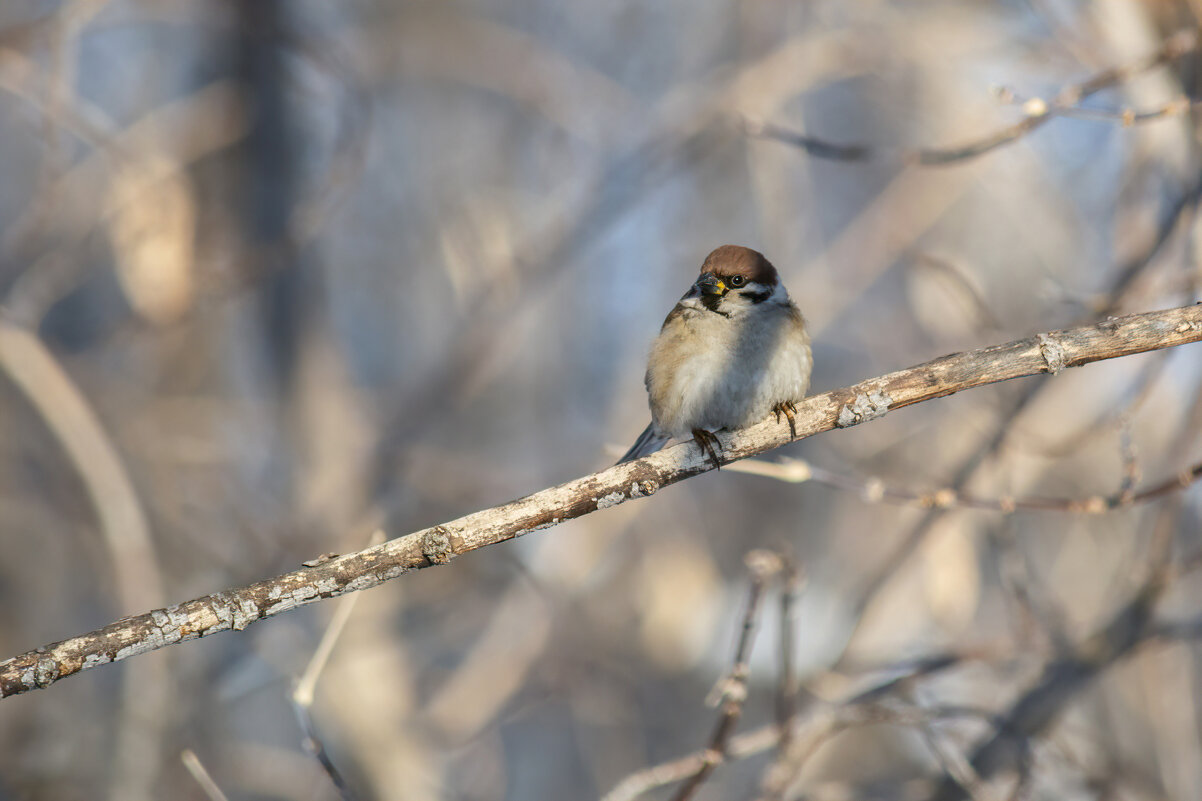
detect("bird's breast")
[645,302,810,438]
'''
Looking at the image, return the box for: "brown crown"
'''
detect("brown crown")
[699,245,779,285]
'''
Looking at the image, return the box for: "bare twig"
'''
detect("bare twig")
[1,302,1201,699]
[824,166,1202,689]
[1117,414,1139,504]
[606,658,978,801]
[293,530,385,707]
[671,551,781,801]
[603,723,782,801]
[752,580,1182,801]
[725,455,1202,514]
[930,554,1173,801]
[749,30,1199,166]
[0,316,170,801]
[287,530,383,801]
[293,702,358,801]
[763,560,803,801]
[915,717,995,801]
[181,749,231,801]
[775,558,803,750]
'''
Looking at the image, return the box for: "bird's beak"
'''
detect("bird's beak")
[695,274,727,296]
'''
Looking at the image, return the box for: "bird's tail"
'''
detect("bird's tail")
[617,424,670,464]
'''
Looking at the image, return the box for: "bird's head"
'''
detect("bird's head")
[687,245,785,316]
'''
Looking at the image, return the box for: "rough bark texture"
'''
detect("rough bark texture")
[2,302,1200,699]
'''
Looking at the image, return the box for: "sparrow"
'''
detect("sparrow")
[618,245,812,465]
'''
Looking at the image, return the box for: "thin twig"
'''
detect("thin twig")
[293,530,385,707]
[749,30,1199,166]
[930,556,1172,801]
[759,559,804,801]
[725,456,1202,514]
[180,749,231,801]
[915,717,995,801]
[1117,414,1139,505]
[293,702,358,801]
[288,531,383,801]
[775,558,803,750]
[605,659,982,801]
[671,551,781,801]
[0,314,171,801]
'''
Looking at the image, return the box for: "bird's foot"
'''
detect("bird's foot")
[773,400,799,439]
[691,428,723,469]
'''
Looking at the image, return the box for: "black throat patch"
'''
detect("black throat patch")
[699,293,731,317]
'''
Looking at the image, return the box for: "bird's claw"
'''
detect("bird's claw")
[691,428,723,469]
[773,400,798,439]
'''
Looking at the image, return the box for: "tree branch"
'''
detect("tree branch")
[2,302,1200,699]
[746,29,1200,165]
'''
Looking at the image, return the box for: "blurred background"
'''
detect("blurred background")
[2,1,1202,799]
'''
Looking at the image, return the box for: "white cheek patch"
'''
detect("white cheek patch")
[717,282,772,314]
[737,283,773,304]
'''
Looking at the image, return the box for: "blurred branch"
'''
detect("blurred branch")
[0,317,170,800]
[617,559,1174,801]
[671,551,782,801]
[612,697,1000,801]
[292,703,357,801]
[287,531,383,801]
[930,555,1173,801]
[603,718,783,801]
[725,454,1202,514]
[605,651,972,801]
[747,29,1200,165]
[775,558,803,752]
[0,316,164,652]
[827,162,1202,670]
[180,749,230,801]
[1,302,1201,699]
[422,579,551,739]
[0,80,248,323]
[1013,348,1171,458]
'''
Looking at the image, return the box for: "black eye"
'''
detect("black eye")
[728,275,746,288]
